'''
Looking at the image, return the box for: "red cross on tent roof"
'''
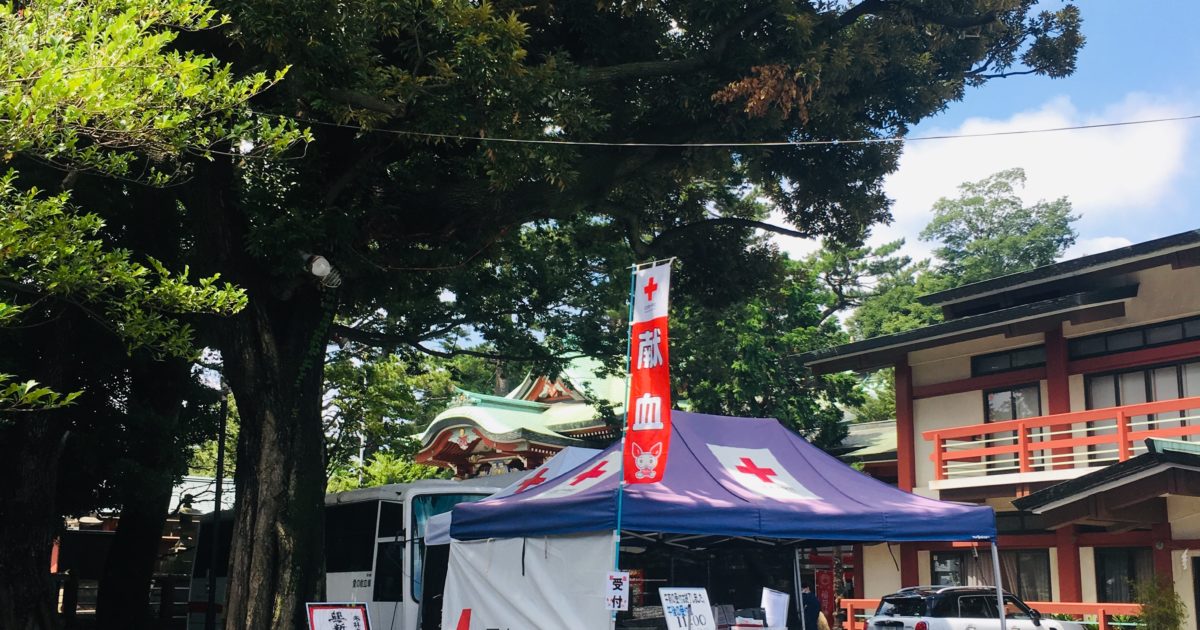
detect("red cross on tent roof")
[736,457,777,484]
[516,468,550,493]
[570,460,608,486]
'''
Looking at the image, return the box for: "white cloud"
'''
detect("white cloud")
[869,92,1196,260]
[1064,236,1134,259]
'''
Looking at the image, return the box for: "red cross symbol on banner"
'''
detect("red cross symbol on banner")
[642,277,658,301]
[736,457,777,484]
[570,460,608,486]
[516,468,550,493]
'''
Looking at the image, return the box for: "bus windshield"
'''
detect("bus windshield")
[410,492,489,601]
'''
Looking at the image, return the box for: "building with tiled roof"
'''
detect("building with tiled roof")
[415,359,624,478]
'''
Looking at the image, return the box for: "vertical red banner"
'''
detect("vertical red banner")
[623,261,672,485]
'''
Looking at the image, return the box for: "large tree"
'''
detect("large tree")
[847,168,1080,423]
[922,167,1078,284]
[181,2,1083,626]
[849,167,1080,340]
[0,1,300,627]
[5,0,1085,626]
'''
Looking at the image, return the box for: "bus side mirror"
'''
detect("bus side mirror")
[1030,608,1042,627]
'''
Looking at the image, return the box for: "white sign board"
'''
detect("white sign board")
[761,587,789,628]
[605,571,631,611]
[306,603,371,630]
[659,587,715,630]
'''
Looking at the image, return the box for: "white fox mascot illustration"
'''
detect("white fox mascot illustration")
[632,442,663,480]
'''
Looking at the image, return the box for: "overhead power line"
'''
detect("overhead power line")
[288,112,1200,149]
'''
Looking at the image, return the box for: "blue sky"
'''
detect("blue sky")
[775,1,1200,261]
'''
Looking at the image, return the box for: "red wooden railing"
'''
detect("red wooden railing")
[923,396,1200,481]
[842,598,1142,630]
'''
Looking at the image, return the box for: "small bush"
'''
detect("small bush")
[1133,575,1185,630]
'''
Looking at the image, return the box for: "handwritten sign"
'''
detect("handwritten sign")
[306,603,371,630]
[606,571,631,611]
[659,587,714,630]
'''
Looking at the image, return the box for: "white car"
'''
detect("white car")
[866,586,1086,630]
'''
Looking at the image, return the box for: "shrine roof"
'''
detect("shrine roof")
[417,357,623,449]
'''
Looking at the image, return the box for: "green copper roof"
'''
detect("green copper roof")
[418,357,623,447]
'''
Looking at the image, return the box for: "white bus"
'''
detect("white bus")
[187,476,514,630]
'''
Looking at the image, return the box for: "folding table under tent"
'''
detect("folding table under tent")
[442,411,1001,630]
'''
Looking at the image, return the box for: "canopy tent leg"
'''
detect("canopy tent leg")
[793,548,802,618]
[991,541,1008,630]
[796,548,809,630]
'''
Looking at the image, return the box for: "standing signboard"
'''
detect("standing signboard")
[659,587,715,630]
[605,571,631,611]
[623,261,673,485]
[306,603,371,630]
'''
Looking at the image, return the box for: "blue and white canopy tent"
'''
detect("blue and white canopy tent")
[440,412,1001,630]
[423,446,601,546]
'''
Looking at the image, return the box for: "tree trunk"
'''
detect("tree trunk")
[95,484,173,630]
[0,316,79,630]
[188,158,330,630]
[0,419,66,630]
[95,358,190,630]
[221,296,329,629]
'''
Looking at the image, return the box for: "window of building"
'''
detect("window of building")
[972,346,1047,377]
[984,384,1043,472]
[1095,547,1153,603]
[986,384,1043,422]
[1001,550,1052,602]
[1084,360,1200,456]
[930,549,1051,602]
[932,551,965,586]
[1069,316,1200,360]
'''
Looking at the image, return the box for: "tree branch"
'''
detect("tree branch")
[575,4,778,86]
[647,217,809,249]
[327,89,405,117]
[969,67,1043,80]
[839,0,998,29]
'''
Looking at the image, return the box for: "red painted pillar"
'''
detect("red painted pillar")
[1045,328,1073,470]
[895,359,916,492]
[895,359,921,587]
[1045,328,1071,414]
[853,544,865,599]
[1055,525,1082,602]
[900,544,919,588]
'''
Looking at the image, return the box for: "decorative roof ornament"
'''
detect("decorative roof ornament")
[452,428,477,450]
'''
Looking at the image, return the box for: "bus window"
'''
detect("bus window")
[410,493,490,601]
[378,501,404,540]
[325,502,377,573]
[373,541,404,602]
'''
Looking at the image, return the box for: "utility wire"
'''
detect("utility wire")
[285,112,1200,149]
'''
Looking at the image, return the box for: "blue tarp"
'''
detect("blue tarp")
[450,412,996,543]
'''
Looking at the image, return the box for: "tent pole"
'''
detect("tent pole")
[610,263,638,629]
[796,548,808,630]
[991,541,1007,630]
[612,262,638,570]
[793,548,802,617]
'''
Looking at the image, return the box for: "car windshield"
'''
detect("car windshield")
[876,596,925,617]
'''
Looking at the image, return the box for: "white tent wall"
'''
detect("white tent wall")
[442,531,613,630]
